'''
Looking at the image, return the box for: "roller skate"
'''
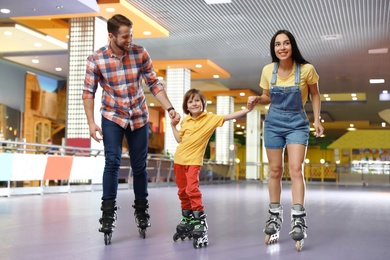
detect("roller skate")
[192,211,208,249]
[98,199,118,245]
[263,203,283,245]
[173,209,194,242]
[133,199,151,239]
[289,204,307,252]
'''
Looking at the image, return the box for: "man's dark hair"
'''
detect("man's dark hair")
[107,14,133,36]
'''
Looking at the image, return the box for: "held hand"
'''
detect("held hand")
[89,123,103,143]
[171,113,181,126]
[168,109,179,120]
[247,96,257,111]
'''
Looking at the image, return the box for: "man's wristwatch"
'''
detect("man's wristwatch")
[167,107,175,112]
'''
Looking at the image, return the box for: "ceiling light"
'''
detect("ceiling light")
[157,76,164,81]
[369,79,385,84]
[351,93,356,97]
[32,59,39,64]
[368,48,388,54]
[150,103,155,107]
[143,31,152,36]
[323,94,328,97]
[1,9,10,14]
[239,92,245,96]
[4,31,12,36]
[55,67,62,71]
[14,24,68,49]
[207,100,212,104]
[204,0,232,4]
[321,34,342,40]
[325,97,331,101]
[213,75,219,78]
[106,8,115,12]
[382,122,386,127]
[347,127,356,131]
[56,5,64,9]
[34,43,42,47]
[352,97,357,101]
[195,64,202,68]
[383,90,388,94]
[236,124,241,127]
[350,124,354,127]
[241,106,246,110]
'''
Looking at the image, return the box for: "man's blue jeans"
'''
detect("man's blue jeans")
[101,116,149,200]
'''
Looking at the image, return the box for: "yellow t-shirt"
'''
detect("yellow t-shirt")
[259,62,319,105]
[174,112,224,166]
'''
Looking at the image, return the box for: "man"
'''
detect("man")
[82,14,179,242]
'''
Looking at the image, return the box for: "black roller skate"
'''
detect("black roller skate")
[192,211,208,249]
[99,199,118,245]
[289,204,308,252]
[264,203,283,245]
[173,209,194,242]
[133,199,151,239]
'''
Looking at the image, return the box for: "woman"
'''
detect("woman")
[248,29,324,251]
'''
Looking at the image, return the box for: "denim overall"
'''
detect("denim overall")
[263,62,310,149]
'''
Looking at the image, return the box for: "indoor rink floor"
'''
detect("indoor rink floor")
[0,181,389,260]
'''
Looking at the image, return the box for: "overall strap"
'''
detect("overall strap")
[294,63,301,85]
[270,62,278,85]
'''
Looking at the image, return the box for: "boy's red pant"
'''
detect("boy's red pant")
[174,164,203,211]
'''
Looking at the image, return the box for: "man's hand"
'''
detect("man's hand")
[89,123,103,142]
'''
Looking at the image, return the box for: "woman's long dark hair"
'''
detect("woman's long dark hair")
[270,30,309,64]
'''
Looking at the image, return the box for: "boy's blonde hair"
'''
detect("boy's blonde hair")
[182,89,207,114]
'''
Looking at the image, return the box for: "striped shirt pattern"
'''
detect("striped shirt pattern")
[82,44,164,130]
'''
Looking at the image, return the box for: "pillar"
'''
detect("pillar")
[164,68,190,156]
[246,110,261,179]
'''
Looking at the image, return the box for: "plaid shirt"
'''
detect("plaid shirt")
[82,44,164,130]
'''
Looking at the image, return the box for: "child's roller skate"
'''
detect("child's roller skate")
[99,199,118,245]
[264,203,283,245]
[173,209,194,241]
[192,211,208,249]
[133,199,151,239]
[289,204,307,252]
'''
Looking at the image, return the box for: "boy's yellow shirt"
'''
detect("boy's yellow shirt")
[174,112,224,166]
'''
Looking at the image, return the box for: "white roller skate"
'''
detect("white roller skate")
[192,211,208,249]
[289,204,307,252]
[264,203,283,245]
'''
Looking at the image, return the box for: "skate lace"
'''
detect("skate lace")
[266,213,282,228]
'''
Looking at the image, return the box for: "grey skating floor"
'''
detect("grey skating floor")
[0,181,389,260]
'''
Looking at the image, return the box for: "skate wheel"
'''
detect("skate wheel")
[104,233,112,245]
[295,240,304,252]
[193,239,199,249]
[265,234,270,245]
[139,228,146,239]
[173,233,179,242]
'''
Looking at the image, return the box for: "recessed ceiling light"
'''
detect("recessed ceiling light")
[106,7,115,12]
[321,34,342,40]
[55,67,62,71]
[325,97,331,101]
[347,127,356,131]
[34,42,42,47]
[350,124,354,127]
[66,35,70,39]
[195,64,202,68]
[143,31,152,36]
[239,92,245,96]
[368,48,388,54]
[351,93,356,97]
[383,90,388,94]
[32,59,39,64]
[56,5,63,9]
[369,79,385,84]
[213,75,219,78]
[352,97,357,101]
[382,122,387,127]
[207,100,212,104]
[323,94,328,97]
[1,9,10,14]
[149,103,155,107]
[4,31,12,36]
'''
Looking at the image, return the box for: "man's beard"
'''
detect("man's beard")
[113,39,127,51]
